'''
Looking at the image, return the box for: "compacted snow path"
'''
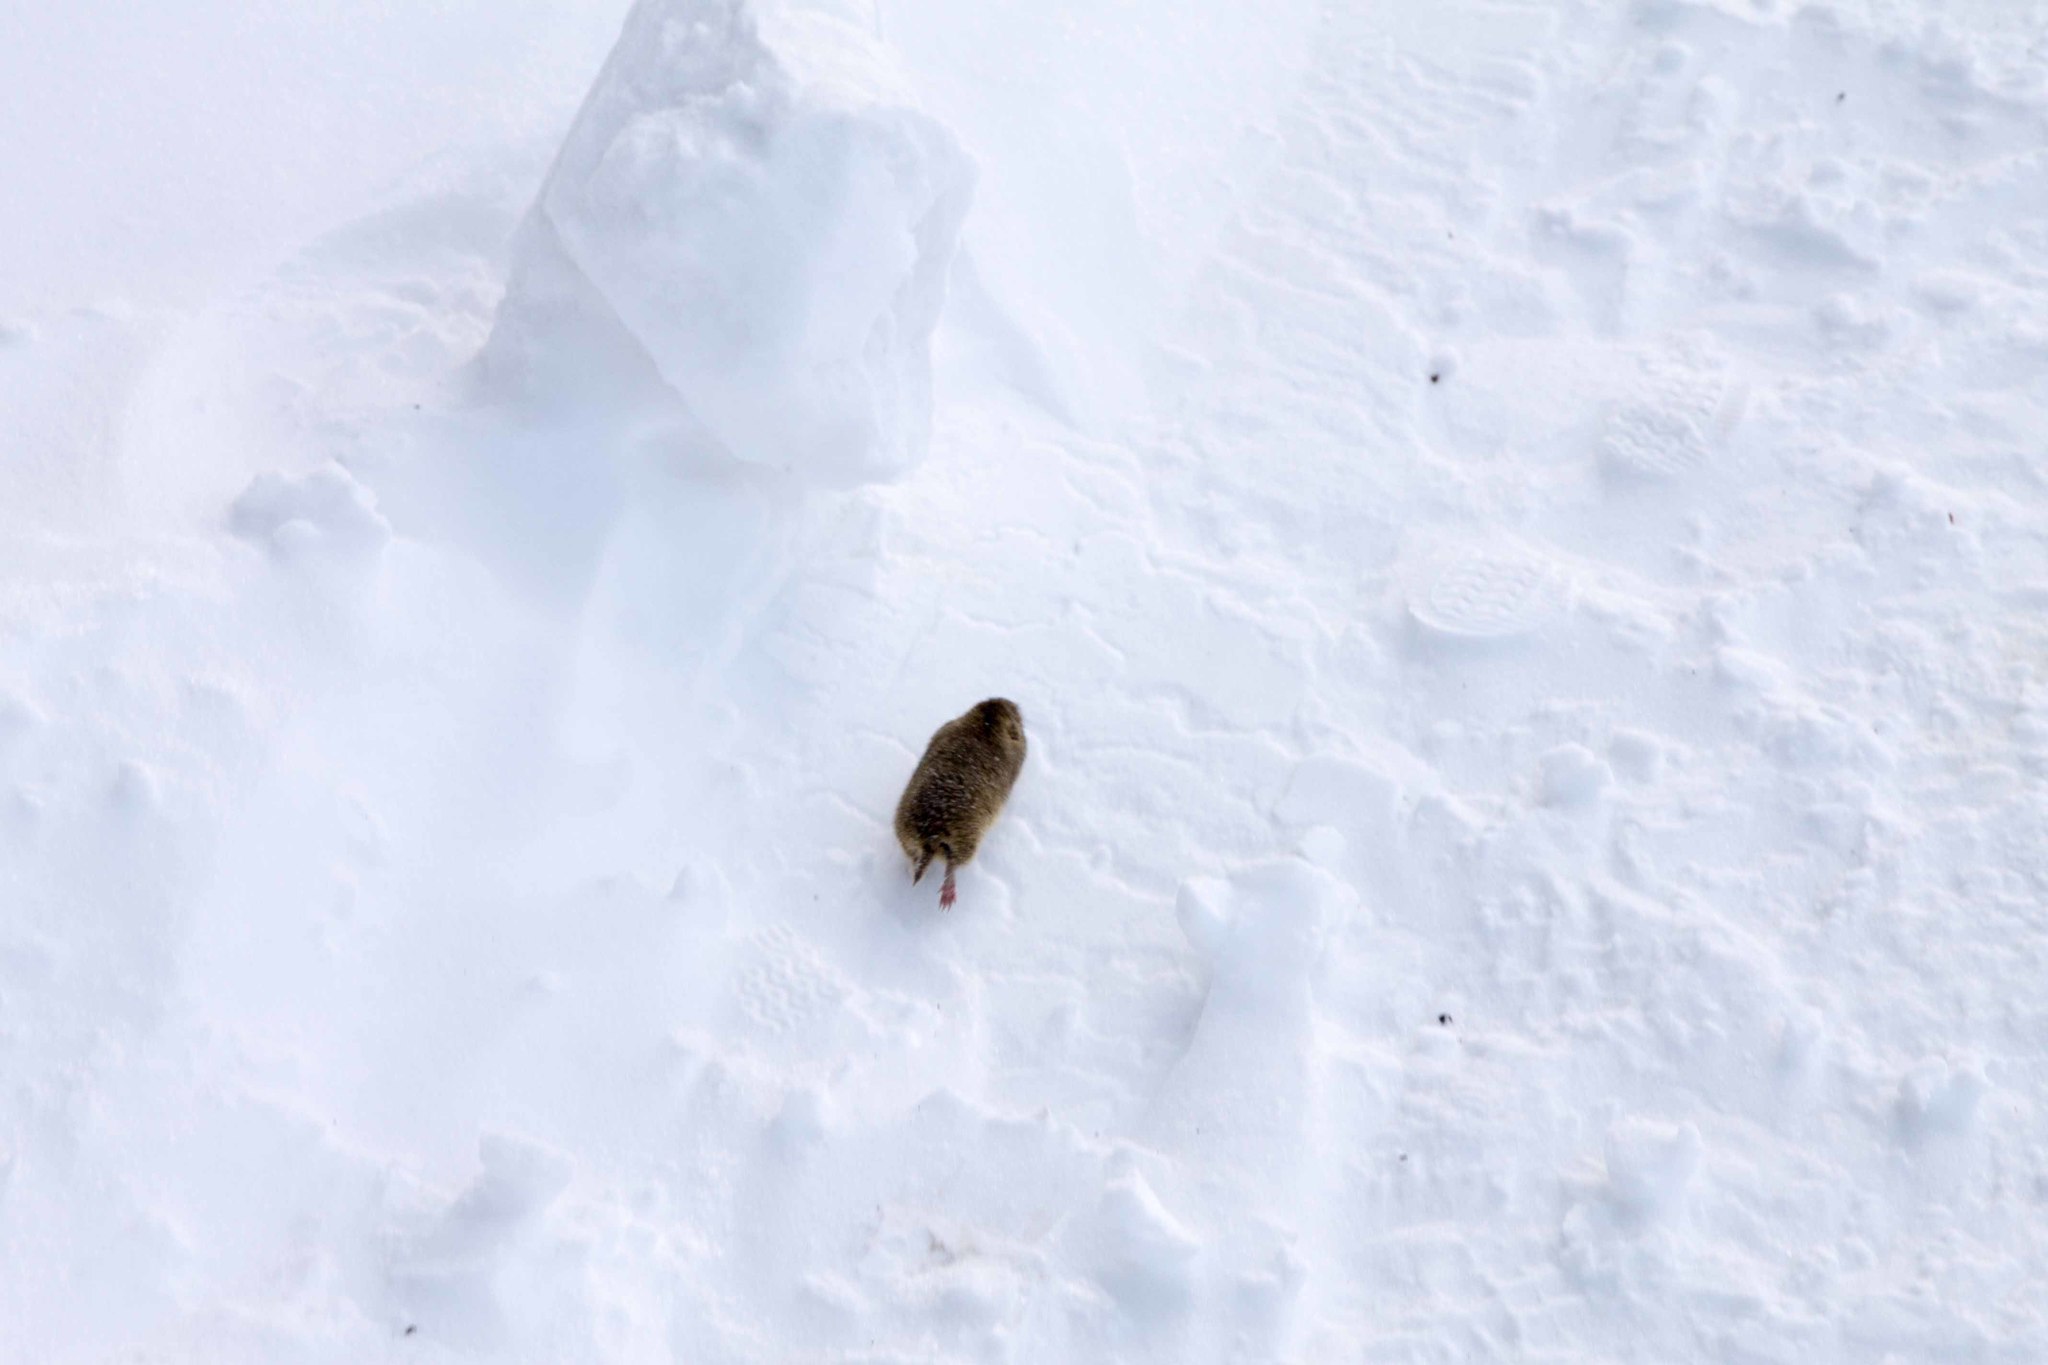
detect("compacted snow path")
[3,0,2046,1360]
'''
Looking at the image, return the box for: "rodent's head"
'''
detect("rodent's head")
[972,698,1025,748]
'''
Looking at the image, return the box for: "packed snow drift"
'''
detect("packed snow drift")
[3,0,2046,1361]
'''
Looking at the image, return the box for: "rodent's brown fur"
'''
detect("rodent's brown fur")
[894,698,1026,903]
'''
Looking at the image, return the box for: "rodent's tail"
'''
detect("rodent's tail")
[911,844,937,884]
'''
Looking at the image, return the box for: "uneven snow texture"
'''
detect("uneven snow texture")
[487,0,974,485]
[5,0,2048,1362]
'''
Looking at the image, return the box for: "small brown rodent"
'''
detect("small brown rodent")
[894,698,1027,909]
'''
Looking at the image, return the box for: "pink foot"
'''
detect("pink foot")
[939,868,957,910]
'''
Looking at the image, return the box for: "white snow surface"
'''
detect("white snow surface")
[4,0,2048,1361]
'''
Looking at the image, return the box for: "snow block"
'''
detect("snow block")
[488,0,974,486]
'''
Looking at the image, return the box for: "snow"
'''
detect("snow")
[487,0,974,484]
[4,0,2048,1361]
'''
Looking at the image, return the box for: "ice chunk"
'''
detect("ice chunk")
[486,0,974,486]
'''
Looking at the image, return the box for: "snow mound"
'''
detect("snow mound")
[227,462,390,561]
[486,0,974,486]
[384,1132,574,1348]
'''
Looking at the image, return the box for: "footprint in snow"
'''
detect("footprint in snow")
[1598,352,1745,483]
[1400,538,1564,642]
[735,923,845,1037]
